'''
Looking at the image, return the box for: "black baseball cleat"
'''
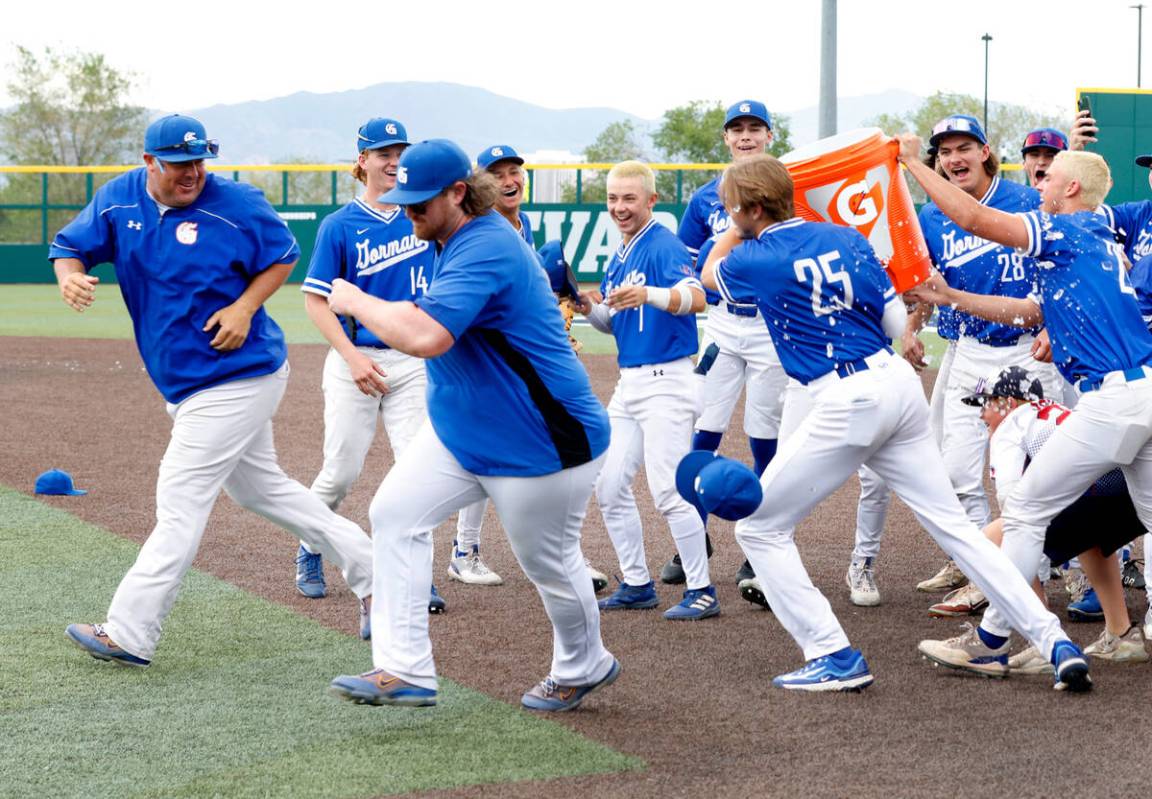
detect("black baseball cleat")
[659,533,713,584]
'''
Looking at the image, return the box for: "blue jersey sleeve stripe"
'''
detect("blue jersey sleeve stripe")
[274,242,299,264]
[672,276,703,291]
[301,277,331,296]
[883,286,896,300]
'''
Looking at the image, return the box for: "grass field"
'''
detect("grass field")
[0,487,641,798]
[0,285,948,365]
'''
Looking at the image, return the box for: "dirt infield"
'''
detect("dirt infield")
[5,337,1150,799]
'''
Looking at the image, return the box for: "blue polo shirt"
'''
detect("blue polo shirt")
[415,212,609,476]
[49,168,299,404]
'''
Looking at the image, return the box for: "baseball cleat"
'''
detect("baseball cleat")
[428,584,446,614]
[1067,586,1104,622]
[1121,557,1146,589]
[734,559,755,584]
[845,556,881,607]
[663,585,720,620]
[585,559,609,594]
[738,576,772,610]
[295,544,327,599]
[447,542,503,586]
[659,554,686,585]
[772,648,873,692]
[928,584,988,617]
[917,623,1009,678]
[65,623,151,668]
[328,668,437,707]
[1007,645,1054,675]
[916,560,968,593]
[1050,640,1093,692]
[1083,625,1149,662]
[598,580,659,611]
[521,658,620,712]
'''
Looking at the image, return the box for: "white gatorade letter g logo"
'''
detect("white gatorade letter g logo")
[835,179,879,226]
[397,166,408,184]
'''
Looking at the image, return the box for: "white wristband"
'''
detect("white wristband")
[645,286,672,311]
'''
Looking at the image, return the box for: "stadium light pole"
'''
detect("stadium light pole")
[1134,4,1145,87]
[982,33,993,133]
[819,0,837,138]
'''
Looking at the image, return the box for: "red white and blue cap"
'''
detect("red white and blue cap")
[357,118,409,152]
[961,365,1045,406]
[675,451,763,521]
[929,114,988,148]
[144,114,219,163]
[379,139,472,205]
[725,100,772,130]
[477,145,524,169]
[1021,128,1068,155]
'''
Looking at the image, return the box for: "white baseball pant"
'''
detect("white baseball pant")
[983,368,1152,653]
[779,379,888,559]
[368,421,613,690]
[735,351,1070,662]
[596,357,711,589]
[308,347,488,550]
[106,363,374,660]
[695,304,787,438]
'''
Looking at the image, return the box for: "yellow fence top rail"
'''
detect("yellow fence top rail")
[0,162,730,174]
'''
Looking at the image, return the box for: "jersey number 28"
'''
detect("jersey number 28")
[794,250,855,317]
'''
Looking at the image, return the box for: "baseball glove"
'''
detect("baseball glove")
[559,297,583,353]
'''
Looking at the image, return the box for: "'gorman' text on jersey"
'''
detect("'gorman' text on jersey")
[301,198,434,348]
[600,218,701,368]
[919,176,1041,344]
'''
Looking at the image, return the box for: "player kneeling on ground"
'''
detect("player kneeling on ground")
[326,140,617,711]
[700,153,1092,692]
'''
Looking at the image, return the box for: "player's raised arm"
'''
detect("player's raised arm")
[897,133,1029,250]
[700,227,742,291]
[906,270,1043,328]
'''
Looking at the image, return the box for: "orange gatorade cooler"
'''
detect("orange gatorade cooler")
[780,128,931,293]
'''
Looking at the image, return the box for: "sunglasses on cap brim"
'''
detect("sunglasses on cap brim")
[153,138,220,158]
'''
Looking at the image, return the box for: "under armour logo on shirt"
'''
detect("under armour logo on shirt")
[127,220,143,231]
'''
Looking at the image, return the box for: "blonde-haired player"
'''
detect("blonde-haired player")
[580,160,718,619]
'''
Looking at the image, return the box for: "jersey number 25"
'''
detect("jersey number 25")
[794,250,854,317]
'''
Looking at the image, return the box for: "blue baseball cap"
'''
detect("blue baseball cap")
[357,118,409,152]
[1021,128,1068,155]
[34,469,87,496]
[379,139,473,205]
[144,114,219,162]
[929,114,987,148]
[675,451,763,522]
[536,239,580,298]
[478,145,524,169]
[724,100,772,130]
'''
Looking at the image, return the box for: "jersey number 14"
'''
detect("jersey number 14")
[409,265,429,295]
[794,250,855,317]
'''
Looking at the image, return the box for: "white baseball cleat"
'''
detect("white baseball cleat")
[845,556,881,607]
[447,544,503,586]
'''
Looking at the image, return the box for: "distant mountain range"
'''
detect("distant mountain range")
[182,82,925,164]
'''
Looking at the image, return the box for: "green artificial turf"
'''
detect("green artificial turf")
[0,487,641,798]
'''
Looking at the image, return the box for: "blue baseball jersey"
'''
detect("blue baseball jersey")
[678,177,729,258]
[1099,201,1152,267]
[600,218,701,368]
[301,198,434,348]
[48,168,299,404]
[1019,210,1152,384]
[415,212,609,477]
[919,176,1041,344]
[714,219,894,385]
